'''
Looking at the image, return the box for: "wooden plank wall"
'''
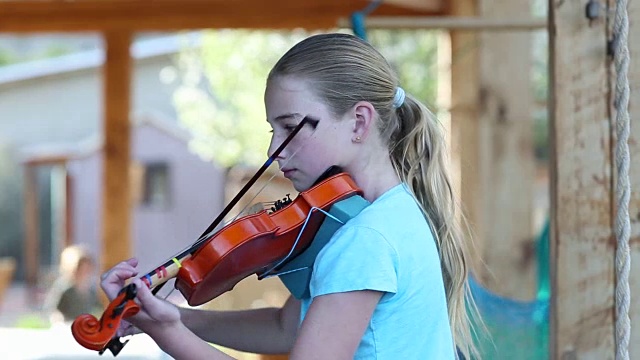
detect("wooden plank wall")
[550,0,639,357]
[625,0,639,357]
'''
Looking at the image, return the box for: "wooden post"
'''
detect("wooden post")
[549,0,615,357]
[475,1,536,300]
[101,31,132,274]
[448,0,482,274]
[23,165,39,289]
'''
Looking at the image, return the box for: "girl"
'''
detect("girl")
[101,33,479,359]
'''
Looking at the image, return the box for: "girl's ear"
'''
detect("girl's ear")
[351,101,376,142]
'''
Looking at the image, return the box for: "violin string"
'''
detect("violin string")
[150,117,318,301]
[160,280,176,301]
[145,139,315,297]
[187,117,317,252]
[208,124,317,232]
[227,171,279,223]
[151,144,306,300]
[152,146,301,302]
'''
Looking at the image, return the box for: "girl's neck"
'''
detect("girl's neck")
[347,152,400,203]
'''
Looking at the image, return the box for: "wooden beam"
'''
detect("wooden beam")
[22,156,72,166]
[549,0,614,357]
[101,31,132,273]
[337,16,547,31]
[0,0,444,32]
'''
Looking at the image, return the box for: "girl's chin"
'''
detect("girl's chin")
[290,178,313,192]
[291,181,306,192]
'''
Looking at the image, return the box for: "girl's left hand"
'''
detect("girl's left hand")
[100,259,181,336]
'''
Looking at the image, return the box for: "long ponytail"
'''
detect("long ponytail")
[389,95,481,360]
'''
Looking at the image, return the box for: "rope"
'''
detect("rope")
[611,0,631,358]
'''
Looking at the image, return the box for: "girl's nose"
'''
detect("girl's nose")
[267,136,285,159]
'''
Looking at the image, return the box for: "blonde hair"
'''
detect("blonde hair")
[269,33,481,358]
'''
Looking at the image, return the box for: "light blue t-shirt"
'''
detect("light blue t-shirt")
[300,183,455,359]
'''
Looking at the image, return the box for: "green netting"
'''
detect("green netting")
[470,220,550,360]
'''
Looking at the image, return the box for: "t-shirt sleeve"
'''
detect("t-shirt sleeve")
[310,225,398,298]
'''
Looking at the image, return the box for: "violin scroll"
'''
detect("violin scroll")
[71,283,141,355]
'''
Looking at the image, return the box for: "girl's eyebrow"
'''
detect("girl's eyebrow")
[267,112,304,123]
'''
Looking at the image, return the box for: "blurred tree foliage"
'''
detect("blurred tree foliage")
[532,0,549,162]
[369,30,439,109]
[173,31,306,168]
[0,49,17,66]
[173,30,439,168]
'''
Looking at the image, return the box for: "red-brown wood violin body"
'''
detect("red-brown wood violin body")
[177,172,362,305]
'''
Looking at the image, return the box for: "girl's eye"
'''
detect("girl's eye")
[268,123,298,136]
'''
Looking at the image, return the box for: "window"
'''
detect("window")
[142,162,171,209]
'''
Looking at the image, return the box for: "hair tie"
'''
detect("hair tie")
[393,87,406,108]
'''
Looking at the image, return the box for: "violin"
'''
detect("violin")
[71,117,364,356]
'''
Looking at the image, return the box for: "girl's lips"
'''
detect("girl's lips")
[282,169,295,178]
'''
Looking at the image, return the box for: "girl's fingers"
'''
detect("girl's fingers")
[100,259,140,300]
[132,279,158,310]
[125,257,139,267]
[101,258,139,280]
[131,279,179,324]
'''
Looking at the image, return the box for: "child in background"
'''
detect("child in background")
[45,245,101,324]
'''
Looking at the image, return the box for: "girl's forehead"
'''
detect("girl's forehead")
[267,76,311,95]
[266,78,326,121]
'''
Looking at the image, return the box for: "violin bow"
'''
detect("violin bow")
[72,116,320,357]
[151,115,319,295]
